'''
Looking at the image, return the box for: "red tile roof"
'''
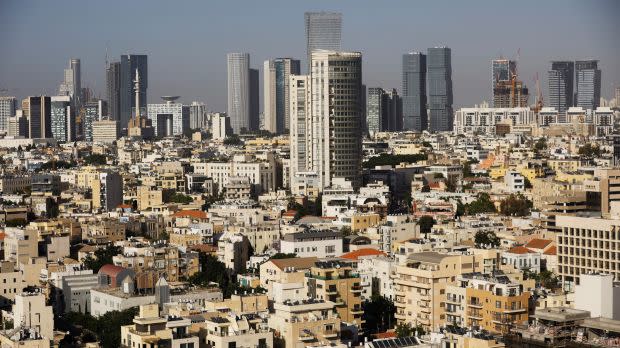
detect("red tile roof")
[340,248,386,260]
[374,331,397,339]
[507,246,535,255]
[543,245,557,255]
[172,210,208,219]
[525,238,553,250]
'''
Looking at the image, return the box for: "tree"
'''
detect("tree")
[223,135,242,146]
[59,307,137,348]
[167,193,193,204]
[420,185,431,193]
[464,193,496,215]
[188,254,236,297]
[83,154,107,166]
[362,153,427,168]
[83,245,123,272]
[270,253,297,259]
[418,215,435,237]
[500,193,532,217]
[474,231,500,248]
[534,138,547,152]
[362,296,396,334]
[395,322,425,338]
[578,143,601,158]
[5,218,27,227]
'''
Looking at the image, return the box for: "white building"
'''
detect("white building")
[502,246,541,273]
[504,170,525,192]
[357,256,397,300]
[0,96,17,131]
[91,119,119,143]
[61,273,99,314]
[211,112,230,140]
[188,101,208,130]
[539,107,559,125]
[289,50,363,190]
[13,292,54,342]
[280,230,343,258]
[574,273,620,320]
[147,97,190,136]
[196,154,276,195]
[453,107,535,135]
[217,232,250,273]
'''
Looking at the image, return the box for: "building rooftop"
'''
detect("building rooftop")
[406,251,449,264]
[269,257,318,271]
[532,307,590,323]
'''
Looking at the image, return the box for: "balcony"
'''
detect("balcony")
[351,307,364,315]
[467,311,483,320]
[351,285,363,293]
[323,330,339,338]
[298,331,315,341]
[326,287,338,295]
[333,298,346,306]
[503,306,526,313]
[468,301,483,308]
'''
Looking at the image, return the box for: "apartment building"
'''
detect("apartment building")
[199,314,272,348]
[446,272,529,334]
[259,257,317,299]
[280,230,343,258]
[120,304,199,348]
[0,261,23,308]
[3,228,38,263]
[394,252,477,332]
[556,215,620,291]
[80,218,126,244]
[305,260,364,327]
[269,299,340,348]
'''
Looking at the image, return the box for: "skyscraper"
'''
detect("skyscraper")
[84,100,108,142]
[548,61,574,118]
[188,102,208,130]
[575,60,601,111]
[427,47,453,132]
[304,12,342,71]
[58,58,82,109]
[23,96,51,139]
[366,88,402,135]
[227,53,250,134]
[402,52,427,131]
[263,58,301,134]
[120,54,148,131]
[290,50,363,190]
[106,61,121,122]
[249,68,260,132]
[0,96,16,131]
[50,96,74,142]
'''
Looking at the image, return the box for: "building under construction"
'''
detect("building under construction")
[492,58,529,108]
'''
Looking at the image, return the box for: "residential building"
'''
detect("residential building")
[402,52,427,131]
[199,313,272,348]
[0,261,23,308]
[216,232,250,273]
[61,273,98,314]
[289,74,311,187]
[502,246,541,273]
[306,260,364,326]
[120,304,200,348]
[91,119,119,143]
[453,107,536,135]
[280,230,343,258]
[13,292,54,342]
[211,112,230,140]
[188,101,208,130]
[83,99,107,141]
[574,273,620,320]
[504,170,525,192]
[263,58,300,133]
[427,47,453,132]
[269,299,341,348]
[259,257,318,298]
[91,171,123,212]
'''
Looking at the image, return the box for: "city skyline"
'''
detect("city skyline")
[0,0,618,112]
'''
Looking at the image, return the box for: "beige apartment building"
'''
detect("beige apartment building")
[556,215,620,291]
[260,257,318,298]
[269,299,340,348]
[120,304,199,348]
[305,260,364,327]
[394,252,478,332]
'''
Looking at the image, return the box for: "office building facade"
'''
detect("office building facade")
[24,96,51,139]
[304,12,342,71]
[50,96,74,142]
[188,101,208,130]
[227,53,250,134]
[575,60,601,111]
[106,61,121,122]
[83,100,108,142]
[367,88,403,135]
[0,96,16,131]
[147,97,190,137]
[427,47,453,132]
[58,58,82,111]
[120,55,148,131]
[250,68,260,132]
[263,58,301,134]
[548,61,574,116]
[402,52,427,131]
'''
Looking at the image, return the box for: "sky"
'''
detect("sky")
[0,0,618,112]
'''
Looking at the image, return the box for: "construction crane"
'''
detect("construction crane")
[531,72,544,113]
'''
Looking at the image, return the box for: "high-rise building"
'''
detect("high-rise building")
[0,96,16,131]
[249,68,260,132]
[227,53,250,134]
[427,47,453,132]
[188,102,208,130]
[304,12,342,71]
[23,96,51,139]
[615,86,620,107]
[120,55,148,131]
[58,58,82,109]
[548,61,574,117]
[92,119,119,144]
[92,171,123,212]
[366,88,403,135]
[84,100,108,142]
[492,59,516,86]
[50,96,74,142]
[402,52,427,131]
[263,58,301,134]
[106,61,121,122]
[147,96,190,137]
[289,50,363,190]
[491,58,528,109]
[575,60,601,111]
[7,112,28,138]
[289,75,311,184]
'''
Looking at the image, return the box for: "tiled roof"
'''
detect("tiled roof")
[172,210,208,219]
[525,238,553,250]
[507,246,535,255]
[543,245,557,255]
[340,248,386,260]
[270,257,318,270]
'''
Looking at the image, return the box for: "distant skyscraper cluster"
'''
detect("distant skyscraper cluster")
[427,47,454,132]
[263,58,300,134]
[367,88,402,134]
[491,58,528,108]
[402,52,427,131]
[546,59,602,120]
[304,12,342,71]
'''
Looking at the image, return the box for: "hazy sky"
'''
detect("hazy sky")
[1,0,618,111]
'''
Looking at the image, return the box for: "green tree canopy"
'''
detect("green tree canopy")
[418,215,435,236]
[83,245,123,273]
[474,231,501,248]
[363,153,427,168]
[188,253,236,297]
[500,193,532,217]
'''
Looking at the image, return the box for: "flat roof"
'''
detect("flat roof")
[532,307,590,322]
